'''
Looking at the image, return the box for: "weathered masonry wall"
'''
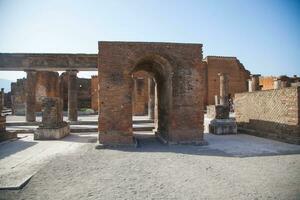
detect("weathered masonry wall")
[11,72,60,114]
[203,56,250,106]
[59,72,91,110]
[132,71,149,116]
[259,76,276,90]
[98,41,205,145]
[11,78,26,115]
[235,87,300,144]
[91,75,99,111]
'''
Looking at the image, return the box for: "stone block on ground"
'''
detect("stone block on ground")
[209,119,237,135]
[34,122,70,140]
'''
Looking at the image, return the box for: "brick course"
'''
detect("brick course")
[235,87,300,144]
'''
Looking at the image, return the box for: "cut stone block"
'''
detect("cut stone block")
[34,122,70,140]
[207,105,229,119]
[209,119,237,135]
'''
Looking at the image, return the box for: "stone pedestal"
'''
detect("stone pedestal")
[207,105,229,119]
[34,97,70,140]
[34,122,70,140]
[209,119,237,135]
[0,115,17,142]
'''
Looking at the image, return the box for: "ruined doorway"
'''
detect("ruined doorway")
[98,41,204,145]
[131,57,172,142]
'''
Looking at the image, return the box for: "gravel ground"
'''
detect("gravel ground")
[1,134,300,200]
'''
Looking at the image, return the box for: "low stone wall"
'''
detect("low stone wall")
[235,87,300,144]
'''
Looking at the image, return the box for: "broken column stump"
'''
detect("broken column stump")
[0,97,17,142]
[207,73,237,135]
[34,97,70,140]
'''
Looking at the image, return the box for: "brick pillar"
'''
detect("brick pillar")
[218,73,228,107]
[248,74,261,92]
[25,70,37,122]
[67,70,78,121]
[148,78,155,120]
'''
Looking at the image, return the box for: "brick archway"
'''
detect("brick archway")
[131,55,173,141]
[98,41,205,145]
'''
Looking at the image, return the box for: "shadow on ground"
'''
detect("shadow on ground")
[97,134,300,158]
[0,139,37,159]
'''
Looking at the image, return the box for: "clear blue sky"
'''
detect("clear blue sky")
[0,0,299,81]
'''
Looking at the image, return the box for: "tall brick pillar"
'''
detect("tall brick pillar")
[67,70,78,121]
[218,73,228,106]
[148,78,155,120]
[248,74,261,92]
[25,70,37,122]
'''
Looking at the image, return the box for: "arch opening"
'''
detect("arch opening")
[131,56,172,141]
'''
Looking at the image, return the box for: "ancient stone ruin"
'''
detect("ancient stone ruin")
[0,41,299,146]
[0,88,17,141]
[207,73,237,135]
[34,97,70,140]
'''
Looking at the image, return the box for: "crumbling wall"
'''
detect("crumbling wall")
[204,56,250,106]
[98,41,205,144]
[235,87,300,144]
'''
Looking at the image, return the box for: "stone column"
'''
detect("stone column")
[67,70,78,121]
[25,70,37,122]
[273,78,281,89]
[218,73,228,107]
[248,74,261,92]
[0,88,3,113]
[275,75,290,89]
[148,78,155,120]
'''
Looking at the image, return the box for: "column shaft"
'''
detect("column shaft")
[25,70,37,122]
[67,70,78,121]
[148,78,155,120]
[218,73,228,106]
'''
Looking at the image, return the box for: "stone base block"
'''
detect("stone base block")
[209,119,237,135]
[0,132,17,142]
[207,105,229,119]
[98,133,135,147]
[34,123,70,140]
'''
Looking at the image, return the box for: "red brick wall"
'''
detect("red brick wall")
[98,41,205,144]
[235,87,300,144]
[260,76,275,90]
[204,56,250,106]
[132,71,149,116]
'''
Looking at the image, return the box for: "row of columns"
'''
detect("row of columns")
[25,70,78,122]
[248,74,291,92]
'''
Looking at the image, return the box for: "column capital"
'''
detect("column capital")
[250,74,261,78]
